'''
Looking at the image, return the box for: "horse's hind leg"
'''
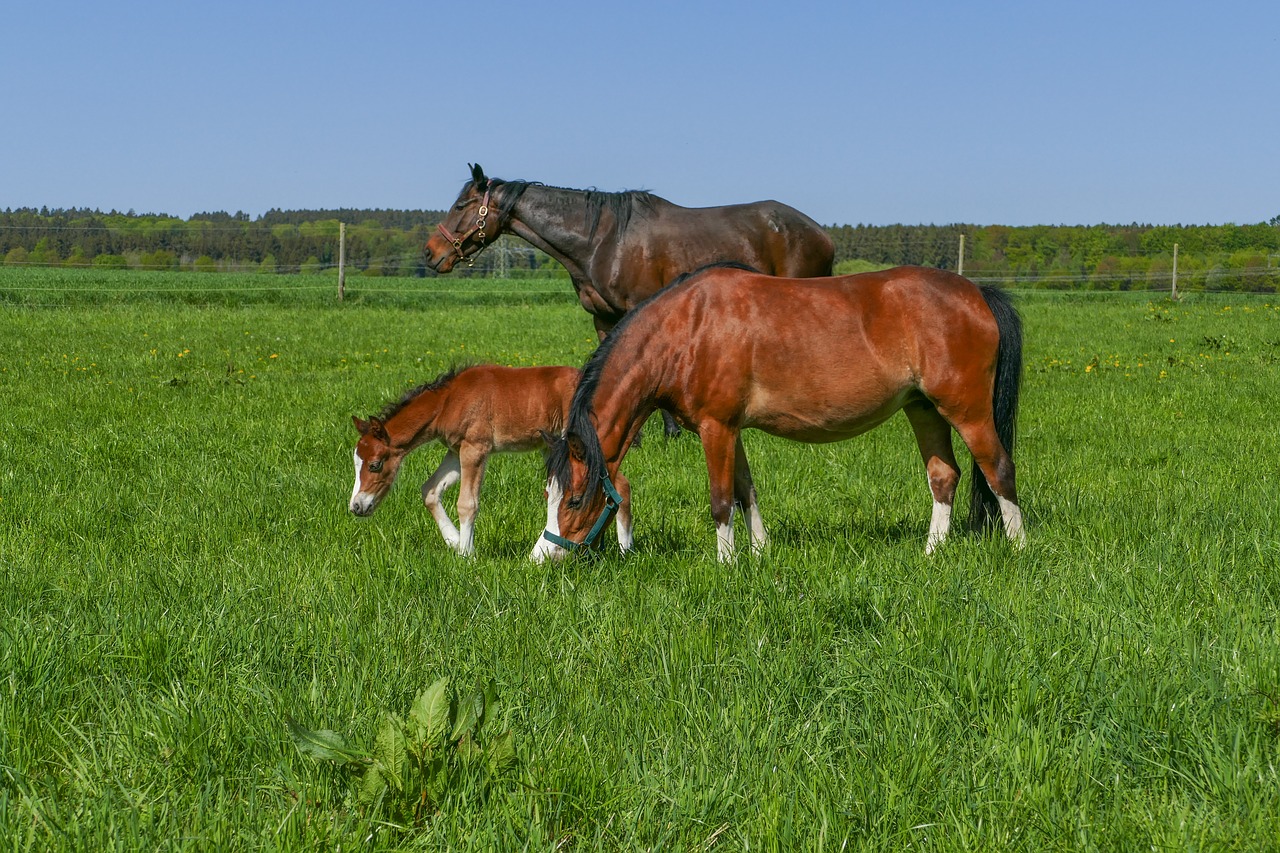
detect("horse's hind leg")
[947,414,1026,548]
[422,450,462,551]
[904,401,961,554]
[732,436,768,554]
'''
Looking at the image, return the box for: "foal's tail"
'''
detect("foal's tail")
[969,285,1023,530]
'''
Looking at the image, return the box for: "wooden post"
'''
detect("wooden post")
[1171,242,1178,300]
[338,221,346,302]
[957,234,965,277]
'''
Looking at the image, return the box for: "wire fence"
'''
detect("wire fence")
[3,224,1279,294]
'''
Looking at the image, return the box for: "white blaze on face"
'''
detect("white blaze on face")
[530,477,568,562]
[349,448,376,515]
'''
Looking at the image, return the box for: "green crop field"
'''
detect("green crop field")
[2,268,1279,850]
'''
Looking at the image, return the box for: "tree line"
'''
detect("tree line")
[3,206,1279,291]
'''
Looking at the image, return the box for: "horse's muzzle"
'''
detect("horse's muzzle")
[529,532,568,563]
[349,494,379,516]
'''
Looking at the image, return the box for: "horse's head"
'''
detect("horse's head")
[424,163,498,273]
[530,432,622,562]
[349,416,408,516]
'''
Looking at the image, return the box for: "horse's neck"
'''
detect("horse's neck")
[507,185,611,281]
[592,359,657,465]
[386,393,443,450]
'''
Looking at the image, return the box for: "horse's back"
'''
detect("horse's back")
[664,199,834,278]
[446,365,579,450]
[671,264,988,323]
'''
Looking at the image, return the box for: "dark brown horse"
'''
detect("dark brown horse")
[530,264,1025,562]
[349,364,633,557]
[424,164,835,435]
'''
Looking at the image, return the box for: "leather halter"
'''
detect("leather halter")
[540,471,623,553]
[432,187,492,266]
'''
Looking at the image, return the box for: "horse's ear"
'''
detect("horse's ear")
[566,433,587,461]
[369,417,390,442]
[470,162,487,189]
[353,416,370,434]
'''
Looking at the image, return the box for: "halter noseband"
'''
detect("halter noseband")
[541,471,623,553]
[432,187,493,267]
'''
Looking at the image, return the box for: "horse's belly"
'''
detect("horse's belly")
[742,384,911,442]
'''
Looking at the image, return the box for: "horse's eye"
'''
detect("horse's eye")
[368,460,384,473]
[566,495,583,510]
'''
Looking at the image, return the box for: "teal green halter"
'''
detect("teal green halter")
[540,471,623,552]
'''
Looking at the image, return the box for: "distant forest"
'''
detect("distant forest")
[3,206,1279,291]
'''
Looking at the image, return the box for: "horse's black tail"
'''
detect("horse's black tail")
[969,285,1023,530]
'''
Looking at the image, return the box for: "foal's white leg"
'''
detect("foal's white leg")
[998,495,1027,549]
[744,501,768,555]
[716,505,736,563]
[421,451,462,550]
[453,444,489,558]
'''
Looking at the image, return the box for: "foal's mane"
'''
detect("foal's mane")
[477,176,660,242]
[374,365,465,422]
[546,261,759,492]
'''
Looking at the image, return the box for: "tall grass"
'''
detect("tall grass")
[1,270,1278,849]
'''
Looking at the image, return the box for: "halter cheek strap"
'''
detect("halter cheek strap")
[541,472,623,552]
[432,188,492,266]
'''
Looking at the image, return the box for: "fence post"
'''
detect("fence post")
[957,234,965,277]
[1171,242,1178,300]
[338,221,346,302]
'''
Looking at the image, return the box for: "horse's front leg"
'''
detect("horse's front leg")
[613,471,634,553]
[422,450,462,551]
[732,435,768,555]
[453,443,490,557]
[699,422,739,562]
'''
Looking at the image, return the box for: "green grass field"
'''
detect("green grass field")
[2,268,1279,849]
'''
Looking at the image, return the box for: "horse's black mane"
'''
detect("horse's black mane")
[477,177,659,242]
[546,261,760,493]
[374,365,465,422]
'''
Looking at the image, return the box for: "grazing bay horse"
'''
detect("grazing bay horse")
[530,264,1025,562]
[423,164,836,436]
[350,364,633,557]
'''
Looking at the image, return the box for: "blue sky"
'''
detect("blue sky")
[3,1,1277,226]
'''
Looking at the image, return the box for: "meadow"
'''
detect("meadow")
[1,267,1278,850]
